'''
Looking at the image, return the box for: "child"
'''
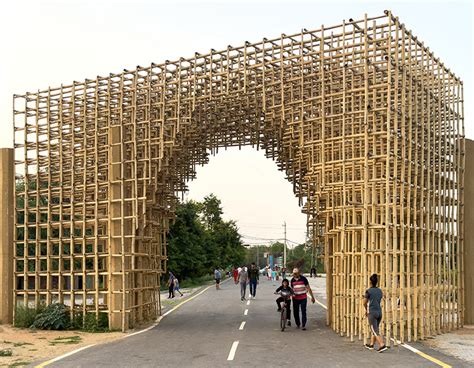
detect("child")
[174,277,184,297]
[274,279,294,326]
[364,273,388,352]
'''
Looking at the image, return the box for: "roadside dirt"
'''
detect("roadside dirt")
[423,325,474,364]
[0,324,123,367]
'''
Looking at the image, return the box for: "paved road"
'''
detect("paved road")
[44,276,468,367]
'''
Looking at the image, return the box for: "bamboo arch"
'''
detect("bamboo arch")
[12,11,464,342]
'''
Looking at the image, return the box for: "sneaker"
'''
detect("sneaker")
[365,344,374,350]
[378,346,388,353]
[302,327,307,331]
[287,321,291,326]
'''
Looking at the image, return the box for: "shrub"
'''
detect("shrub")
[32,303,70,330]
[0,348,13,357]
[71,312,109,332]
[14,304,45,328]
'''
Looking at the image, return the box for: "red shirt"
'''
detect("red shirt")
[290,276,309,300]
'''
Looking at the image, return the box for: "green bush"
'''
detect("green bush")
[32,303,70,330]
[0,348,13,357]
[72,312,109,332]
[14,304,45,328]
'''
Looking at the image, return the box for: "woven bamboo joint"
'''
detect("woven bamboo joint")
[12,11,465,341]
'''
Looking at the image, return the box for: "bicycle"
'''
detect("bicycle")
[275,290,292,331]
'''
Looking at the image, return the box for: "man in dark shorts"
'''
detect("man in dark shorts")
[214,268,222,290]
[364,273,388,352]
[290,268,315,330]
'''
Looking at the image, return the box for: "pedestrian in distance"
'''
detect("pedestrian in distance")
[271,268,277,281]
[310,266,317,278]
[364,273,388,353]
[275,278,294,327]
[174,277,184,297]
[238,266,249,301]
[167,272,176,299]
[233,267,239,284]
[248,262,259,299]
[290,268,315,330]
[214,268,222,290]
[266,266,272,281]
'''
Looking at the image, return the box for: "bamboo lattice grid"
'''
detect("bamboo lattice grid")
[13,11,464,341]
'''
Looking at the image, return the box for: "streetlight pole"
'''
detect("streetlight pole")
[256,244,259,268]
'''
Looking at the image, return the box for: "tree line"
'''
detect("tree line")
[166,194,246,281]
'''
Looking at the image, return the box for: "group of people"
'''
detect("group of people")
[264,266,287,281]
[231,263,260,300]
[170,266,388,352]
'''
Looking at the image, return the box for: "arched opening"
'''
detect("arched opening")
[9,12,464,345]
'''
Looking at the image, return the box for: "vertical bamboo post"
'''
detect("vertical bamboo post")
[0,148,14,323]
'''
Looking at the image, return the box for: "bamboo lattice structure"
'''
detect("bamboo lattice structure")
[13,11,464,342]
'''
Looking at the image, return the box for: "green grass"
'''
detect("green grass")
[14,304,45,328]
[0,348,13,357]
[179,274,215,288]
[49,336,82,345]
[12,342,33,347]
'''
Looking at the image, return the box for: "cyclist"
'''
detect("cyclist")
[274,278,294,326]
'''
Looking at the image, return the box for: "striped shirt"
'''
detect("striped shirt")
[290,276,309,300]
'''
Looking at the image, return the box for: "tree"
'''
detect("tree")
[166,195,245,281]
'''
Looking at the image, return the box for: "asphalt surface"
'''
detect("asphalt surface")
[42,276,469,368]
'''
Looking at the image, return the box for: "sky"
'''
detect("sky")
[0,0,472,245]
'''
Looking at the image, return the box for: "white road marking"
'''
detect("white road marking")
[244,309,248,315]
[227,341,239,361]
[314,298,328,310]
[246,300,250,306]
[239,321,246,330]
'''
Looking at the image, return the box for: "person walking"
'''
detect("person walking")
[167,272,176,299]
[233,267,239,284]
[248,262,259,299]
[214,268,222,290]
[290,268,315,330]
[174,277,184,297]
[238,266,249,301]
[271,268,277,281]
[364,274,388,352]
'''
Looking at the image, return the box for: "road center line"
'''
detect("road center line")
[239,321,246,330]
[244,309,248,315]
[246,300,250,306]
[227,341,239,361]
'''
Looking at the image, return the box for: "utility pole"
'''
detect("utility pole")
[256,244,260,268]
[283,221,287,268]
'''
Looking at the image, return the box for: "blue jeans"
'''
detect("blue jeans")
[293,298,307,327]
[249,279,257,297]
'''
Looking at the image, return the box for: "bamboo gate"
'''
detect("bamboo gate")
[12,11,464,343]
